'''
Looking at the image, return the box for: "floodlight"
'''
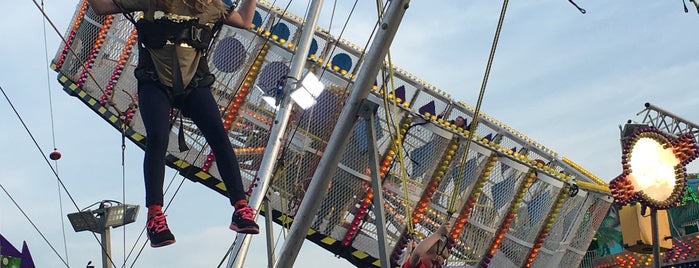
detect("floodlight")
[103,204,139,228]
[290,72,325,110]
[67,201,139,268]
[67,211,101,233]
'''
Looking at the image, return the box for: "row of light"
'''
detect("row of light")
[611,130,697,209]
[308,54,351,77]
[480,171,537,268]
[76,15,113,89]
[523,187,570,267]
[55,0,89,70]
[562,157,608,187]
[389,138,459,264]
[233,147,266,155]
[447,156,498,250]
[202,43,269,172]
[594,235,699,267]
[254,22,355,79]
[375,88,412,109]
[341,120,408,247]
[106,28,139,125]
[455,99,557,158]
[664,236,699,263]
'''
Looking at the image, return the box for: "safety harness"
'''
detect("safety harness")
[117,4,227,151]
[133,16,222,106]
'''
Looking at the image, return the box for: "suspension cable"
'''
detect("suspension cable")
[0,183,69,267]
[38,0,71,264]
[448,0,510,213]
[1,85,119,268]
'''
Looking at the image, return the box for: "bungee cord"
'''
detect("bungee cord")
[447,0,509,214]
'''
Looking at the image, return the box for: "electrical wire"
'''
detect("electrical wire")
[1,85,118,267]
[0,183,70,267]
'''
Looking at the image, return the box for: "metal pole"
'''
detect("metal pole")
[361,101,390,268]
[274,1,410,267]
[651,208,660,268]
[264,197,276,268]
[101,227,111,268]
[226,0,325,267]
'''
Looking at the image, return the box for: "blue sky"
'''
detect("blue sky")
[2,0,699,267]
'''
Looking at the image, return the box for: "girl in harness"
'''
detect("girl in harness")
[86,0,258,247]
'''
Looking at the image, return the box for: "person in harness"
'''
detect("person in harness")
[86,0,258,247]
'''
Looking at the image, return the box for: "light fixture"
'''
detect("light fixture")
[610,127,698,209]
[67,200,139,268]
[254,85,279,110]
[290,72,325,110]
[67,202,139,232]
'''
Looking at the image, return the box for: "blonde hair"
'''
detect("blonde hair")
[155,0,228,18]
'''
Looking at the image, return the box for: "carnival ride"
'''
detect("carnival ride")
[592,104,699,268]
[48,0,614,267]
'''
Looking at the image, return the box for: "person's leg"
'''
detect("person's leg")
[138,81,176,247]
[139,82,173,207]
[181,86,259,234]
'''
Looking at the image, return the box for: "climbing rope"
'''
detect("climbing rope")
[370,0,416,237]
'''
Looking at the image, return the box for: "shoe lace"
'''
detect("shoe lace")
[147,214,169,233]
[236,206,256,221]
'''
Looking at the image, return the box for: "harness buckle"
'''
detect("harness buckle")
[191,26,203,43]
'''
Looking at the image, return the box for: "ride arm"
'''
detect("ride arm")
[224,0,256,28]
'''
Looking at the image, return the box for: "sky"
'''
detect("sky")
[2,0,699,267]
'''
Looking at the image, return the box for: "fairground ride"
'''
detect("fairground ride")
[49,0,613,267]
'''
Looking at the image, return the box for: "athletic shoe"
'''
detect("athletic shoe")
[146,213,176,247]
[229,206,260,234]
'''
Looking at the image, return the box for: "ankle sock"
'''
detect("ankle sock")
[148,205,163,217]
[234,200,248,210]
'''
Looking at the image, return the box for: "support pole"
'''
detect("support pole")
[226,0,325,267]
[360,100,390,268]
[651,208,660,268]
[100,227,111,268]
[274,1,410,267]
[264,196,276,268]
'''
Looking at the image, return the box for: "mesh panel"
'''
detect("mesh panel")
[530,249,554,268]
[560,195,612,267]
[492,179,562,267]
[542,192,588,251]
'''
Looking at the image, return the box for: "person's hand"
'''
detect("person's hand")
[437,222,451,236]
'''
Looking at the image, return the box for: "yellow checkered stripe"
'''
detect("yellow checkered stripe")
[55,73,230,196]
[55,71,386,267]
[57,74,144,144]
[263,207,387,268]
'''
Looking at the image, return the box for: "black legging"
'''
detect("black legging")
[138,80,246,207]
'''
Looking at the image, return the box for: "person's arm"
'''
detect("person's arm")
[86,0,122,15]
[407,223,451,267]
[224,0,256,28]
